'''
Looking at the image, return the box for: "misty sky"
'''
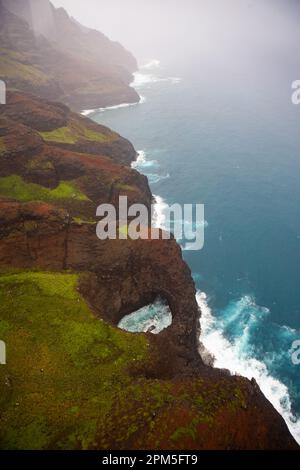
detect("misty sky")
[50,0,300,68]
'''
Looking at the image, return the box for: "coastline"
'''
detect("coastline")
[0,69,298,452]
[88,60,300,445]
[81,96,146,117]
[1,0,298,449]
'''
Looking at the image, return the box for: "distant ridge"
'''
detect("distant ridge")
[0,0,140,110]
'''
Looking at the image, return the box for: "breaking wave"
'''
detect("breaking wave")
[153,195,169,230]
[131,150,160,170]
[118,298,172,334]
[132,73,181,89]
[81,96,146,116]
[197,291,300,444]
[133,150,169,185]
[152,194,208,248]
[131,59,181,89]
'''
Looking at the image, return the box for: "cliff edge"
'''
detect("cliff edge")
[0,91,298,449]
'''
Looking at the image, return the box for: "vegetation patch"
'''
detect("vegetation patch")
[0,272,250,449]
[39,120,113,145]
[0,53,49,85]
[72,217,96,225]
[25,159,54,171]
[116,183,137,193]
[0,272,150,449]
[0,175,89,203]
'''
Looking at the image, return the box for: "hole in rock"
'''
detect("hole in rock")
[118,298,172,334]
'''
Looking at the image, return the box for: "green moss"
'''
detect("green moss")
[0,175,89,203]
[0,272,150,449]
[0,272,251,450]
[118,224,129,236]
[26,159,54,171]
[116,183,137,193]
[39,126,78,144]
[170,425,197,443]
[0,54,49,85]
[72,217,96,225]
[39,121,111,145]
[83,128,111,143]
[50,181,88,201]
[0,48,25,61]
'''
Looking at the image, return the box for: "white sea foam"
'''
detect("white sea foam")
[147,173,170,185]
[81,109,95,116]
[153,195,169,230]
[152,195,208,248]
[197,291,300,444]
[84,56,299,445]
[118,299,172,334]
[141,59,161,70]
[131,150,159,170]
[132,150,169,185]
[132,72,181,89]
[131,59,181,89]
[81,96,146,116]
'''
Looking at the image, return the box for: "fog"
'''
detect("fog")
[50,0,300,72]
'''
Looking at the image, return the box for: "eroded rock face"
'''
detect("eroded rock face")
[0,92,152,218]
[0,91,298,449]
[1,92,138,165]
[0,199,298,450]
[0,199,200,370]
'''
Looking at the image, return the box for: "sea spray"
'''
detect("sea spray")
[90,53,300,447]
[131,59,181,89]
[131,150,160,170]
[118,299,172,334]
[197,291,300,444]
[132,150,169,185]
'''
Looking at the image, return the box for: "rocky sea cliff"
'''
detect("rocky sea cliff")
[0,0,298,450]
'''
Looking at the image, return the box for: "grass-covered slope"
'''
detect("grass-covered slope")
[1,92,138,165]
[1,272,292,450]
[0,92,152,217]
[0,272,150,449]
[38,123,111,145]
[0,47,50,85]
[0,176,89,203]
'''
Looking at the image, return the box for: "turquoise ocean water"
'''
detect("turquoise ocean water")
[88,54,300,442]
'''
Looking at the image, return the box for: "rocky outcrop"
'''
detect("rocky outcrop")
[3,0,137,75]
[1,91,139,165]
[0,0,139,110]
[0,198,298,450]
[0,93,297,449]
[0,92,151,219]
[0,199,199,371]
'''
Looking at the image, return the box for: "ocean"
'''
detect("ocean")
[86,57,300,443]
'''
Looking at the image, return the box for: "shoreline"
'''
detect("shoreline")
[81,95,146,117]
[87,62,300,445]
